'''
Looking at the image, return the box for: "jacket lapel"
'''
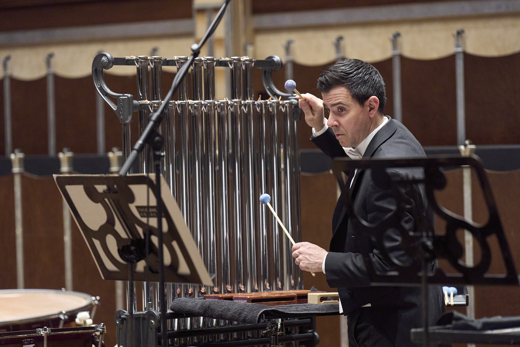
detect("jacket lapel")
[332,118,398,233]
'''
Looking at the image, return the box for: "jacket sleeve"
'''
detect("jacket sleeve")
[325,169,422,289]
[311,127,347,159]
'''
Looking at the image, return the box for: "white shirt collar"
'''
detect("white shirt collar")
[344,116,389,159]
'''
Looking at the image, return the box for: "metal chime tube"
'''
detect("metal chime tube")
[204,57,216,100]
[191,101,204,281]
[173,58,190,323]
[122,123,132,165]
[230,57,243,100]
[163,98,175,194]
[281,102,293,290]
[269,100,283,290]
[292,103,303,290]
[175,57,190,218]
[203,60,218,298]
[150,57,165,314]
[136,56,156,312]
[287,100,303,289]
[204,101,218,294]
[242,100,258,292]
[136,56,152,175]
[96,92,105,155]
[230,99,245,292]
[190,100,205,342]
[242,58,254,100]
[192,58,204,101]
[257,101,272,291]
[176,98,191,340]
[217,100,232,294]
[151,56,162,100]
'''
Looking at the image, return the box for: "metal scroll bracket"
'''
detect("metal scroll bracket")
[258,55,294,99]
[92,52,137,125]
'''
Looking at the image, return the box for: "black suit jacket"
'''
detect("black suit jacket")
[312,119,445,346]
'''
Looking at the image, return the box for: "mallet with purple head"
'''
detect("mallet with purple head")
[260,193,315,276]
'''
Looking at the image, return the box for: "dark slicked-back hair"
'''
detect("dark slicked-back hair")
[317,59,386,114]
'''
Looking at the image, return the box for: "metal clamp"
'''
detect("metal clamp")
[58,148,73,173]
[454,29,465,53]
[10,149,24,174]
[91,295,100,320]
[263,319,284,346]
[58,311,68,328]
[333,35,345,61]
[92,52,138,124]
[36,327,51,347]
[96,323,106,347]
[391,32,401,56]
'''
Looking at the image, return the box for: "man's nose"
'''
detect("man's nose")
[327,114,337,127]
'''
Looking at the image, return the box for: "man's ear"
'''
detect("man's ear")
[367,96,380,118]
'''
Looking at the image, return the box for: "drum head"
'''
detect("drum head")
[0,289,92,328]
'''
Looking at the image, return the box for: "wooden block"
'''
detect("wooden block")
[308,292,340,304]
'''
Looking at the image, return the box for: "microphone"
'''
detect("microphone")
[260,193,315,277]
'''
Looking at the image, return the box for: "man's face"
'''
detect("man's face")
[322,86,374,148]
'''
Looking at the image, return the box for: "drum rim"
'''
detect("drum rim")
[0,289,93,326]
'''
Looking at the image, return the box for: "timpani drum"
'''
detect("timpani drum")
[0,289,93,332]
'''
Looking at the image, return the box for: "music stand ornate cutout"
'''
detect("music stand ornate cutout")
[332,155,519,286]
[54,174,213,286]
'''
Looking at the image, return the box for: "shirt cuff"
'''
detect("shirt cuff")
[322,252,328,274]
[311,123,329,138]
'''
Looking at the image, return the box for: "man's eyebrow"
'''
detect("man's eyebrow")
[323,101,348,108]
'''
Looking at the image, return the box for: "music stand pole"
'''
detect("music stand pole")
[151,135,167,347]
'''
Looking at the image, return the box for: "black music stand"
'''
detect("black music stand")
[54,174,213,286]
[331,155,520,346]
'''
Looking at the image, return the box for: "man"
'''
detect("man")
[292,59,445,346]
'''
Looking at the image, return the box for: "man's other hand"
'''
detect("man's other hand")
[292,242,327,273]
[298,94,326,132]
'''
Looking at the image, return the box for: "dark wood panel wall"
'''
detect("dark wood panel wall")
[2,53,517,157]
[5,53,520,155]
[2,166,520,346]
[0,0,192,32]
[0,175,117,347]
[0,0,483,31]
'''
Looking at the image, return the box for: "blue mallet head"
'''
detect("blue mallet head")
[442,286,449,293]
[448,287,458,295]
[259,193,271,204]
[284,79,297,92]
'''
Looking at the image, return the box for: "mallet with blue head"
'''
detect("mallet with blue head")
[284,79,307,101]
[448,287,458,306]
[260,193,315,277]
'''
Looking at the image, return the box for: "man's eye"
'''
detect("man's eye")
[338,107,345,113]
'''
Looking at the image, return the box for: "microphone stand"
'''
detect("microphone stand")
[118,1,232,345]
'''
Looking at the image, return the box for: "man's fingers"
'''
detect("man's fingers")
[299,99,312,114]
[292,243,302,252]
